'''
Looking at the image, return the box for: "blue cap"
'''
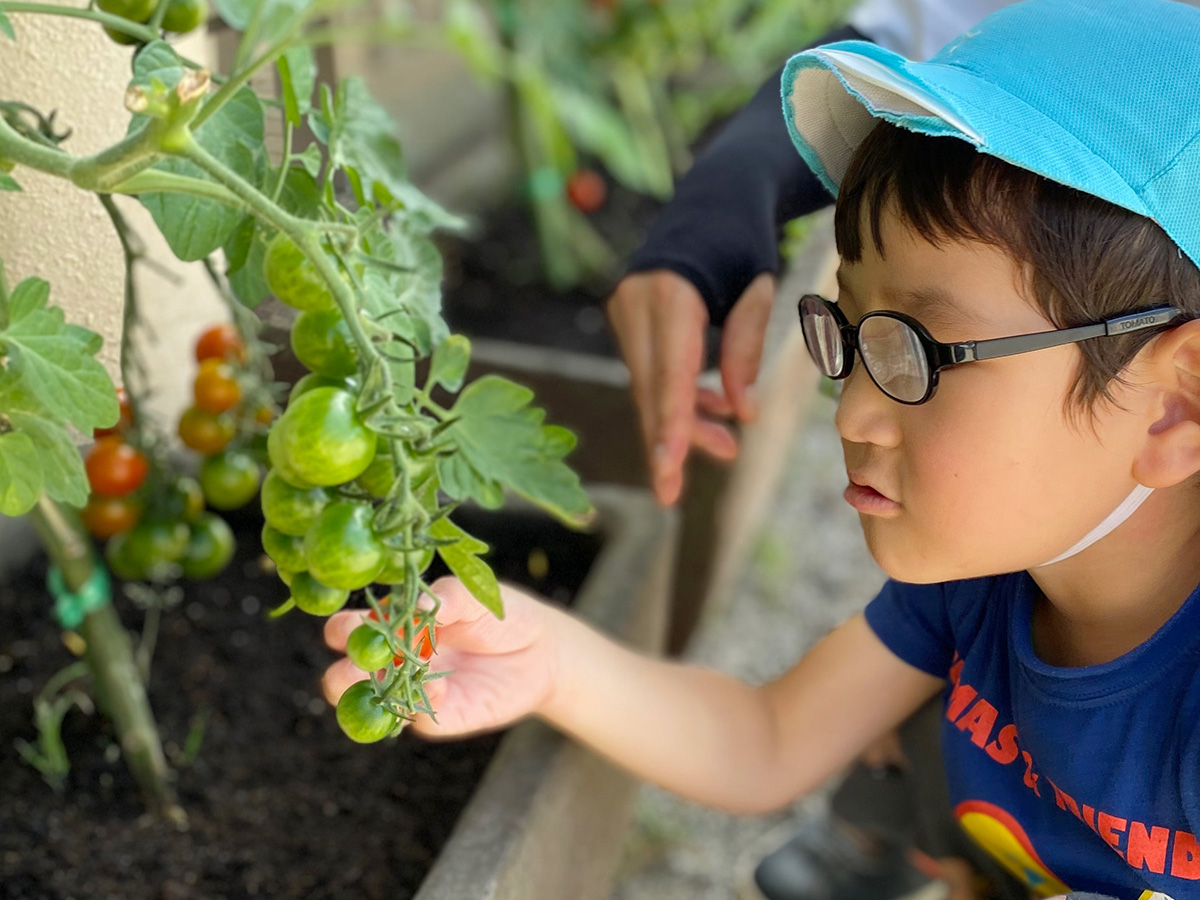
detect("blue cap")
[781,0,1200,270]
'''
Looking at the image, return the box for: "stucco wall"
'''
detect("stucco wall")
[0,4,226,431]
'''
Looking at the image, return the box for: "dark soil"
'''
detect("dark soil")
[0,503,602,900]
[438,180,724,369]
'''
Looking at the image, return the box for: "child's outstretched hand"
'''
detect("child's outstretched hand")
[321,576,566,738]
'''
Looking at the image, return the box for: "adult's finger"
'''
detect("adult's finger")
[720,273,775,424]
[324,609,370,652]
[322,657,370,705]
[605,275,660,470]
[649,281,709,505]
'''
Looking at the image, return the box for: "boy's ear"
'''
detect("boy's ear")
[1133,319,1200,488]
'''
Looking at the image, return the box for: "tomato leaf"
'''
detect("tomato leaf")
[0,379,91,508]
[0,432,43,516]
[430,516,503,618]
[0,278,119,433]
[277,45,316,126]
[139,87,266,261]
[0,10,14,41]
[436,452,503,509]
[130,41,186,93]
[443,375,591,526]
[222,218,270,308]
[0,172,21,192]
[311,77,407,206]
[429,335,470,393]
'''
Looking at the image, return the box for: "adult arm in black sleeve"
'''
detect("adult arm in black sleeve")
[624,23,869,326]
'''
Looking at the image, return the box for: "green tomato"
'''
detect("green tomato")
[260,469,329,536]
[165,475,206,523]
[105,531,147,581]
[200,450,262,511]
[336,680,398,743]
[261,524,307,573]
[182,513,236,580]
[268,387,377,487]
[375,548,434,585]
[289,372,358,404]
[98,0,158,22]
[291,309,358,379]
[304,501,385,591]
[162,0,208,32]
[126,520,190,580]
[263,234,336,312]
[355,452,396,499]
[346,625,393,672]
[289,571,349,616]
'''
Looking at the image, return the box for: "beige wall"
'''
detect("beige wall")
[0,4,226,434]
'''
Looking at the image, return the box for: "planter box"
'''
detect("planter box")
[415,484,678,900]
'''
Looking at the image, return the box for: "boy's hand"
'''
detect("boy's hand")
[321,577,565,738]
[606,270,774,506]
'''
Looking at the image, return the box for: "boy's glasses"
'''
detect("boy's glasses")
[798,294,1182,405]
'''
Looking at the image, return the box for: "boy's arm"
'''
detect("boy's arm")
[541,608,943,814]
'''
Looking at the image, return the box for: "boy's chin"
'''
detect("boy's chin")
[863,528,973,585]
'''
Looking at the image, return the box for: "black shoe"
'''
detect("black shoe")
[737,813,938,900]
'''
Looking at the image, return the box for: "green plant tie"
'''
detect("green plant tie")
[47,563,112,630]
[528,166,564,200]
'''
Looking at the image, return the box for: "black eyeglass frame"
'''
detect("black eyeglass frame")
[798,293,1183,405]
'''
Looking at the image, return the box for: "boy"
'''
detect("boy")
[325,1,1200,896]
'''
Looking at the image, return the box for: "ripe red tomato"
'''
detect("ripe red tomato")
[94,387,135,439]
[178,406,235,455]
[81,493,143,539]
[193,358,242,414]
[85,436,149,497]
[566,169,607,213]
[195,323,245,364]
[367,601,436,661]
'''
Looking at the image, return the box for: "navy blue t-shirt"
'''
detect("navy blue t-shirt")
[865,573,1200,899]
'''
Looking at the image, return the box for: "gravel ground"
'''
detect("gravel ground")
[608,395,894,900]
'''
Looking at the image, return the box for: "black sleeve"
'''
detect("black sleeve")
[624,23,869,326]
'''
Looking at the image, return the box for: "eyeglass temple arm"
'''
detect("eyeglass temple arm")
[944,308,1180,364]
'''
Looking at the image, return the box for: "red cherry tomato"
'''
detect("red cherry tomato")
[367,602,436,661]
[85,436,149,498]
[81,493,143,539]
[195,323,245,364]
[94,387,135,439]
[566,169,607,213]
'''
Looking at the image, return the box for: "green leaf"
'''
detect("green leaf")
[278,45,316,127]
[318,77,407,205]
[140,87,267,261]
[223,221,270,308]
[435,453,503,509]
[429,335,470,393]
[131,41,186,93]
[0,379,90,507]
[0,10,14,41]
[379,341,415,407]
[296,143,323,178]
[430,516,503,618]
[390,182,469,235]
[216,0,313,45]
[444,375,591,526]
[0,279,118,433]
[0,172,20,192]
[275,165,320,217]
[359,223,447,352]
[0,432,43,516]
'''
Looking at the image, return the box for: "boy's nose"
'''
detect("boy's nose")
[834,367,903,450]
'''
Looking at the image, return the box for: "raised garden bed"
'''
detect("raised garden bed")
[0,486,676,900]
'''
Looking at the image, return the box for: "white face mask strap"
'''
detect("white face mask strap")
[1035,484,1155,568]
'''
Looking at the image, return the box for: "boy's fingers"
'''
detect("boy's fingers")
[720,273,774,423]
[691,418,739,462]
[322,657,369,705]
[695,386,736,419]
[324,609,370,652]
[425,576,488,628]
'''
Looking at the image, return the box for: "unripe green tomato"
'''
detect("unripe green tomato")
[182,513,236,580]
[126,520,190,580]
[346,625,393,672]
[200,450,262,511]
[303,501,385,591]
[98,0,158,22]
[261,524,308,573]
[260,469,329,536]
[263,234,336,312]
[355,452,396,498]
[289,372,358,404]
[289,571,349,616]
[277,568,298,587]
[375,548,434,585]
[291,309,358,379]
[268,387,377,487]
[105,530,146,581]
[336,680,398,743]
[162,0,208,32]
[165,476,206,523]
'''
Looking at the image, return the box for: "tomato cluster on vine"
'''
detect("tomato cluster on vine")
[98,0,209,45]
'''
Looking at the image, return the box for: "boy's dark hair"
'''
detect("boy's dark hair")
[834,121,1200,418]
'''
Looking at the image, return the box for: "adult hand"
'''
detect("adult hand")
[606,270,776,506]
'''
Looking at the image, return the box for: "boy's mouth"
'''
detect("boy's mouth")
[844,476,901,516]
